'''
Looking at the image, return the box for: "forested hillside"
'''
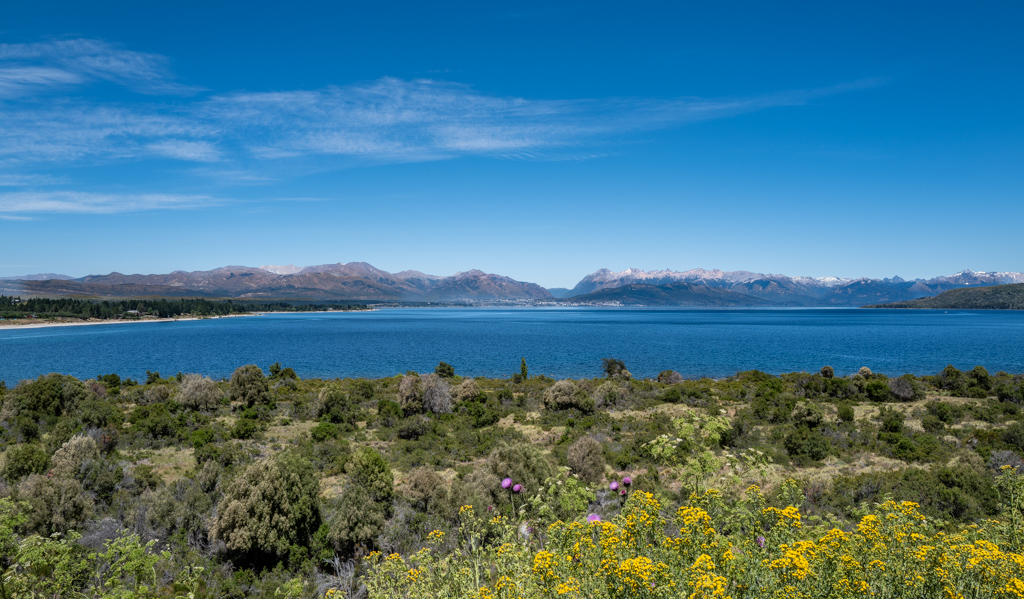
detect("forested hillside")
[868,283,1024,310]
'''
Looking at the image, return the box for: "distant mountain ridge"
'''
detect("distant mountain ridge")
[0,262,551,302]
[565,268,1024,307]
[2,264,1023,306]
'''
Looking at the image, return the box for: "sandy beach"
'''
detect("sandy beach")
[0,313,255,330]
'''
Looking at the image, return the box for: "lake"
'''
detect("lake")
[1,307,1023,383]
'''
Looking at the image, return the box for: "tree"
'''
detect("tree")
[421,374,452,414]
[520,358,528,380]
[318,385,358,430]
[543,380,594,413]
[210,452,321,563]
[177,374,221,410]
[2,443,50,482]
[567,437,605,484]
[229,365,270,408]
[327,448,394,554]
[601,357,630,380]
[50,435,99,479]
[398,375,422,415]
[16,474,94,535]
[434,361,455,379]
[820,366,835,379]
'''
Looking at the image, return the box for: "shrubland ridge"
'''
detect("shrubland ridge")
[2,361,1024,596]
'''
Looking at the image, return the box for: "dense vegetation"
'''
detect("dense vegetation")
[0,296,368,321]
[2,361,1024,597]
[867,283,1024,310]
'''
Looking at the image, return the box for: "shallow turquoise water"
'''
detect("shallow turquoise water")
[1,307,1023,383]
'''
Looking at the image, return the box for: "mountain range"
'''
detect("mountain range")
[1,264,1023,306]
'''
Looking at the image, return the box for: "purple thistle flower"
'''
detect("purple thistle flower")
[513,484,522,494]
[756,536,766,548]
[609,481,619,491]
[587,514,601,523]
[620,489,627,496]
[501,477,513,489]
[487,505,494,512]
[622,476,632,487]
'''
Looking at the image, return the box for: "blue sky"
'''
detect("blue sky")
[1,1,1021,288]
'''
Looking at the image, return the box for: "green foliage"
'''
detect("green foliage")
[327,448,394,554]
[837,403,855,423]
[310,421,340,442]
[434,361,455,379]
[229,364,271,409]
[317,385,358,429]
[211,451,322,564]
[2,443,50,482]
[543,379,594,413]
[601,357,630,380]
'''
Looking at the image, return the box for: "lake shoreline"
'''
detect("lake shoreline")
[0,313,254,330]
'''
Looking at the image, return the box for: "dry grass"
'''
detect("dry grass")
[131,446,195,483]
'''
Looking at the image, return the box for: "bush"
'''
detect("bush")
[451,378,480,403]
[318,385,358,429]
[434,361,455,379]
[50,435,99,479]
[837,403,855,423]
[2,443,50,482]
[310,421,340,443]
[327,448,394,554]
[820,365,835,379]
[376,399,403,428]
[888,375,922,402]
[566,437,605,484]
[398,375,422,415]
[602,358,630,380]
[783,427,829,462]
[657,370,683,384]
[177,374,221,410]
[421,374,452,414]
[878,406,905,434]
[232,418,261,440]
[15,474,94,535]
[10,374,91,419]
[922,413,946,434]
[543,380,594,414]
[210,451,322,563]
[404,466,446,511]
[229,365,270,408]
[865,379,892,402]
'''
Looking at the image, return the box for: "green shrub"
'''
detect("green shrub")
[232,418,260,440]
[210,451,322,564]
[310,421,340,443]
[229,365,270,408]
[543,380,594,414]
[434,361,455,379]
[327,448,394,554]
[2,443,50,482]
[318,386,358,430]
[922,413,945,434]
[837,403,855,423]
[375,399,403,427]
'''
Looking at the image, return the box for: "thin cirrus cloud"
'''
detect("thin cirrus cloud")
[0,38,883,216]
[0,38,202,96]
[0,191,221,215]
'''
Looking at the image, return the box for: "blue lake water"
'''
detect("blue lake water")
[1,308,1023,383]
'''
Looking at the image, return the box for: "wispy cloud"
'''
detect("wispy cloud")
[0,37,885,217]
[0,191,221,214]
[0,38,201,96]
[0,74,882,168]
